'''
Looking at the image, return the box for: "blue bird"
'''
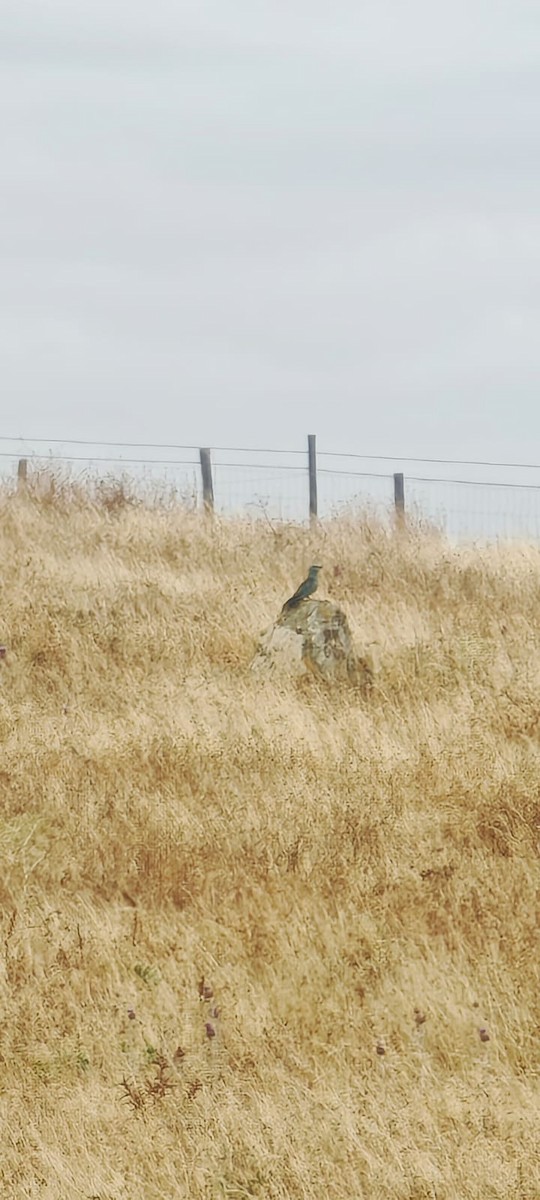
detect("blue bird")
[282,565,322,612]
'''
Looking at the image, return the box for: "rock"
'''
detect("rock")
[252,598,372,686]
[251,622,305,676]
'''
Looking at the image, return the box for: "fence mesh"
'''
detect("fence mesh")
[3,439,540,540]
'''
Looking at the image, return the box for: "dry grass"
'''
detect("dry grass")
[0,479,538,1199]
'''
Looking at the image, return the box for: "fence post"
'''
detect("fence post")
[308,434,318,524]
[199,448,214,513]
[393,472,405,521]
[17,458,28,493]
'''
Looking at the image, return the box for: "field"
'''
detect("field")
[0,481,538,1199]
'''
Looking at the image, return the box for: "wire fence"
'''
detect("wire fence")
[3,435,540,541]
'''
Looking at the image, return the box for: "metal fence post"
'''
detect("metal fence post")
[199,448,214,513]
[394,472,405,520]
[17,458,28,492]
[308,434,318,524]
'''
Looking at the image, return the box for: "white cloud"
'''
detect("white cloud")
[0,0,539,467]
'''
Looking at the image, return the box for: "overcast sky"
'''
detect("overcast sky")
[1,0,539,475]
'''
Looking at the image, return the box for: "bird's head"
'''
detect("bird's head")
[309,564,322,577]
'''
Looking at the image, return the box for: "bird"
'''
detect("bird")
[282,564,322,612]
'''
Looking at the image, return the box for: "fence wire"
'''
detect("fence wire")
[3,439,540,540]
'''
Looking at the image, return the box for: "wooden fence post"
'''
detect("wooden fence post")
[393,472,405,521]
[308,434,318,524]
[199,448,214,513]
[17,458,28,492]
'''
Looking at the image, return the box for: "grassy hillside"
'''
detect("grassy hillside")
[0,483,538,1199]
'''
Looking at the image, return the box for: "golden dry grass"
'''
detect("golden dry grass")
[0,481,538,1199]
